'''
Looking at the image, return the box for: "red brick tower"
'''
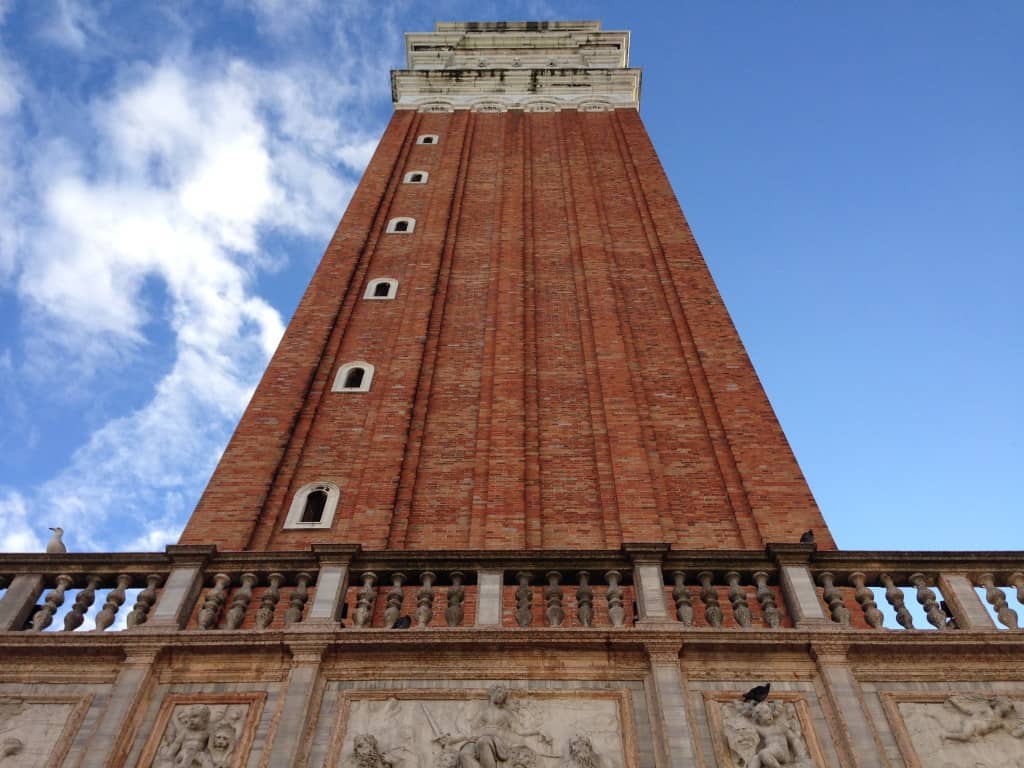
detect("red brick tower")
[181,21,833,554]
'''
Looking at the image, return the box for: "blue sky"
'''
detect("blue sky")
[0,1,1020,554]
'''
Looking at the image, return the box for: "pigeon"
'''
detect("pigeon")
[46,527,67,554]
[799,530,815,544]
[392,616,412,630]
[742,683,771,703]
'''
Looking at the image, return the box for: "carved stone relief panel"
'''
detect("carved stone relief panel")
[0,696,91,767]
[881,692,1024,768]
[137,692,266,768]
[327,687,637,768]
[705,692,825,768]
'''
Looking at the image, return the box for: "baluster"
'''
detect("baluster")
[444,571,465,627]
[576,571,594,627]
[850,572,883,629]
[816,572,850,626]
[879,573,914,629]
[605,570,625,627]
[416,572,436,628]
[197,573,231,630]
[726,572,752,627]
[127,573,161,628]
[909,573,946,630]
[698,571,722,627]
[384,572,406,628]
[515,571,533,627]
[256,572,284,629]
[352,572,377,628]
[226,572,257,630]
[1009,572,1024,607]
[64,575,101,631]
[544,571,564,627]
[285,572,311,626]
[95,574,131,632]
[753,571,781,628]
[31,574,73,631]
[671,571,694,626]
[979,573,1019,629]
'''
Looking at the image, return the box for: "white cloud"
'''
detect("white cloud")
[0,490,44,552]
[41,0,98,50]
[3,49,387,550]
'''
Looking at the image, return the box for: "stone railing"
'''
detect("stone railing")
[0,544,1021,635]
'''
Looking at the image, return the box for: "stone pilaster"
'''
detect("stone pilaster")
[939,573,996,630]
[304,544,360,626]
[0,573,44,631]
[644,641,699,768]
[811,641,885,768]
[79,646,160,768]
[769,543,831,628]
[265,642,327,767]
[476,569,503,626]
[624,543,672,624]
[145,545,215,630]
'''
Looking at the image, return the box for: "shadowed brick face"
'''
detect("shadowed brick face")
[180,107,834,552]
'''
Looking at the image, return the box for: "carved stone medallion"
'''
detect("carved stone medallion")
[0,696,89,768]
[883,692,1024,768]
[138,693,265,768]
[330,687,635,768]
[705,693,824,768]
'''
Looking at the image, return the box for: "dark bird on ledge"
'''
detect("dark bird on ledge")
[393,616,412,629]
[743,683,771,703]
[799,530,815,544]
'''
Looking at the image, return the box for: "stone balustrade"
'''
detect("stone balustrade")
[1,544,1021,635]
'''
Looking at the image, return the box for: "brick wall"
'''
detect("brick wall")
[180,108,834,552]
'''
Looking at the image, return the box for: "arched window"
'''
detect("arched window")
[387,217,415,234]
[404,171,428,184]
[332,361,374,393]
[416,134,439,145]
[284,482,340,529]
[301,489,328,523]
[364,278,399,300]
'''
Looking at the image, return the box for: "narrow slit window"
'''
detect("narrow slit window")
[387,217,415,234]
[416,134,439,145]
[332,361,374,392]
[364,278,398,300]
[404,171,428,184]
[300,489,328,523]
[344,367,365,389]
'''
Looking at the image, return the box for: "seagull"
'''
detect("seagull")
[799,530,815,544]
[46,527,67,554]
[742,683,771,703]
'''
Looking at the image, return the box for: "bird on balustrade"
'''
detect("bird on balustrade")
[393,616,412,629]
[743,683,771,703]
[799,530,815,544]
[46,527,67,554]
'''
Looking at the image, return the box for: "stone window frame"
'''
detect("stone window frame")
[416,134,439,145]
[283,481,341,530]
[386,217,416,234]
[364,278,399,301]
[403,170,429,184]
[332,361,375,393]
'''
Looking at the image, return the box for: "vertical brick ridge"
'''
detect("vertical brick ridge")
[606,109,759,548]
[389,111,478,548]
[482,113,528,549]
[468,112,513,548]
[550,112,620,546]
[616,111,833,549]
[559,110,663,545]
[577,111,675,538]
[180,111,415,550]
[246,110,422,550]
[521,113,542,549]
[346,113,468,547]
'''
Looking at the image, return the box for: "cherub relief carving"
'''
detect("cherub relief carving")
[153,703,245,768]
[722,701,813,768]
[942,695,1024,743]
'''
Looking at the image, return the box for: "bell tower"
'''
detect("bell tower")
[181,21,834,554]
